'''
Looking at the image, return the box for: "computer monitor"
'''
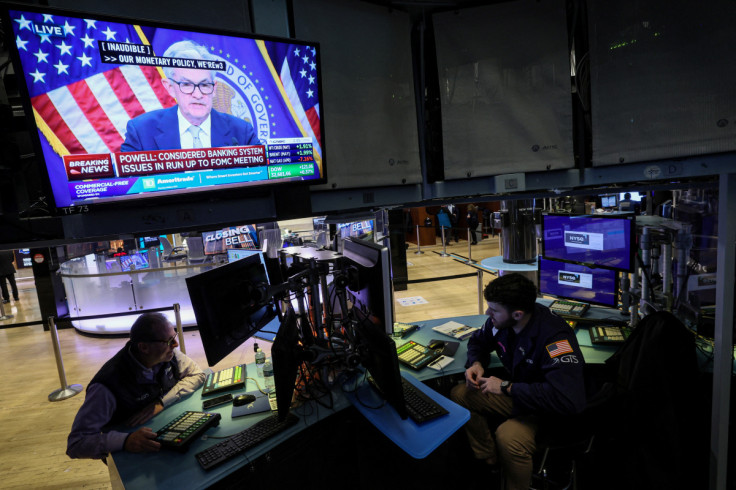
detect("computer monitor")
[186,254,276,366]
[538,257,619,308]
[600,195,618,208]
[342,237,393,335]
[227,248,261,264]
[619,191,643,202]
[120,251,150,272]
[541,213,635,272]
[353,313,408,420]
[271,307,301,421]
[338,220,374,240]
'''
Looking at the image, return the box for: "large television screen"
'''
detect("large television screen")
[538,257,618,308]
[4,5,325,210]
[541,213,635,272]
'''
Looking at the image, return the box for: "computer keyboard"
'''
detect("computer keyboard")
[589,325,628,345]
[549,299,590,318]
[195,413,299,470]
[202,364,246,396]
[401,377,449,424]
[154,411,221,452]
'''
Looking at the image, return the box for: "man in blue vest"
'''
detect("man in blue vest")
[67,313,205,460]
[120,40,260,152]
[451,274,586,490]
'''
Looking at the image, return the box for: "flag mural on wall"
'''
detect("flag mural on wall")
[8,7,325,208]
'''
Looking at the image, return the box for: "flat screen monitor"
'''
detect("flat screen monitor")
[3,4,326,211]
[203,225,258,255]
[120,250,150,271]
[338,220,374,239]
[342,237,393,335]
[600,195,618,208]
[619,191,643,202]
[137,236,162,250]
[541,213,635,272]
[538,257,619,308]
[227,248,260,263]
[186,253,276,366]
[354,313,408,420]
[271,307,301,422]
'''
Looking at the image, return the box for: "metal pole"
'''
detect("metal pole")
[414,225,424,255]
[477,270,484,314]
[439,226,449,257]
[174,303,186,355]
[47,316,83,402]
[640,227,651,315]
[465,228,475,264]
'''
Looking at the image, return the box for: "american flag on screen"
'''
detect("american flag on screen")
[9,11,175,156]
[546,339,573,358]
[264,42,323,158]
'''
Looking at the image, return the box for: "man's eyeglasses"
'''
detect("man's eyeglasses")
[147,335,177,347]
[170,79,215,95]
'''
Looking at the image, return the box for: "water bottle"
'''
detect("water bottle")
[254,346,266,377]
[263,359,275,393]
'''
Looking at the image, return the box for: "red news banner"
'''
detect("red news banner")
[63,145,266,181]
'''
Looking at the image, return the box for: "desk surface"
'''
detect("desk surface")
[111,307,621,489]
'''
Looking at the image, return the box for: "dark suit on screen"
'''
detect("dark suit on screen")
[120,106,260,152]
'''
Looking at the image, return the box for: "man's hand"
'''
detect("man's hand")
[126,400,164,427]
[478,376,503,395]
[124,427,161,453]
[465,362,485,389]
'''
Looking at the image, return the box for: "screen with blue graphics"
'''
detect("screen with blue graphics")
[4,4,325,209]
[541,213,635,272]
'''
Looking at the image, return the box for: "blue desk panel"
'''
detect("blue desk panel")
[111,367,350,490]
[345,372,470,459]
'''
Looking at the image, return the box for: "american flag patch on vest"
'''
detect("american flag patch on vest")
[546,340,573,358]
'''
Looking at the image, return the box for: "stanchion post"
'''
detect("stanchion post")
[439,227,450,257]
[47,316,83,402]
[477,270,484,314]
[465,228,476,264]
[414,224,424,255]
[174,303,186,354]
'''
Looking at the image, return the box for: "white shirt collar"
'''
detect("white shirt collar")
[176,109,212,149]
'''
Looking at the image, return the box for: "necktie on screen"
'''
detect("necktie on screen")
[188,125,203,149]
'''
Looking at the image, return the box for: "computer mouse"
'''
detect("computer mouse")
[428,340,446,351]
[233,394,257,406]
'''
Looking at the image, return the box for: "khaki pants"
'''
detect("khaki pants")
[451,383,538,490]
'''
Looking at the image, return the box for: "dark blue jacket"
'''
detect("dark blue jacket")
[120,106,260,152]
[466,303,586,416]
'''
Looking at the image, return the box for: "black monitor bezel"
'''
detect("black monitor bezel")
[0,2,327,214]
[540,212,636,273]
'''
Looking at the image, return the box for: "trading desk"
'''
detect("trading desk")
[110,308,621,489]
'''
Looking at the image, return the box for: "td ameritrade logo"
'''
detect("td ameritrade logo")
[564,231,603,251]
[558,271,593,289]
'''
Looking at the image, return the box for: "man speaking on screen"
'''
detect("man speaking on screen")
[120,40,260,152]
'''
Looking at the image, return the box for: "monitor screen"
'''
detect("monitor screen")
[271,307,301,422]
[600,195,618,208]
[538,257,618,307]
[342,237,393,335]
[120,250,150,271]
[4,5,325,211]
[541,213,635,271]
[203,225,258,255]
[619,191,643,202]
[338,220,374,239]
[227,248,260,263]
[186,253,276,366]
[353,313,408,420]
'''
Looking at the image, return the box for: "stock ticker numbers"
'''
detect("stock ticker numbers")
[266,138,316,179]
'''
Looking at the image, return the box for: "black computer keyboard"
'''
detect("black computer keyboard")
[154,411,221,452]
[401,377,449,424]
[549,299,590,318]
[195,413,299,470]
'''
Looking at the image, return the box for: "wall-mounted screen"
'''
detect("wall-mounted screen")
[541,213,635,272]
[3,4,325,211]
[600,195,618,208]
[120,251,150,271]
[538,257,618,308]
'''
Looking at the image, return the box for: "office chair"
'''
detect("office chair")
[160,236,187,264]
[186,237,211,265]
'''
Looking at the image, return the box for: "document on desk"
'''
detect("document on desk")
[432,321,478,340]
